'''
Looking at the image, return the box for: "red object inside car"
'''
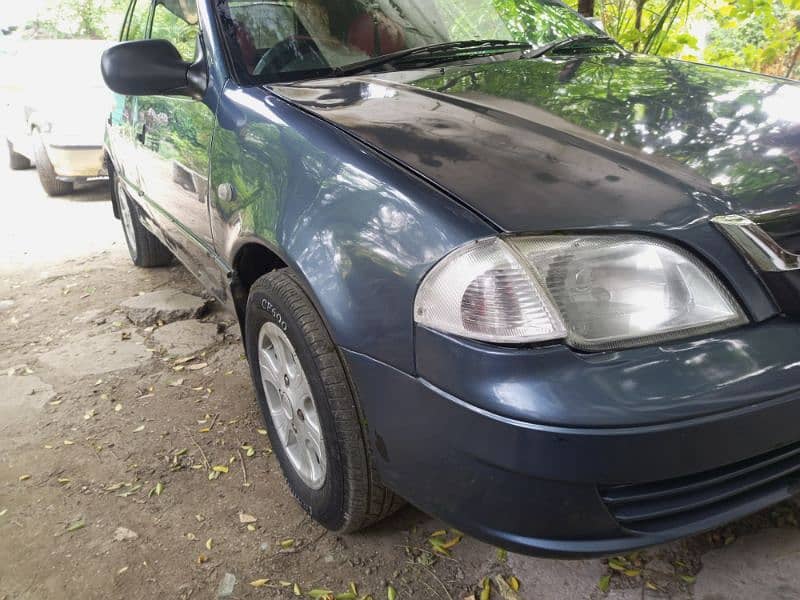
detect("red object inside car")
[347,13,405,56]
[235,22,257,71]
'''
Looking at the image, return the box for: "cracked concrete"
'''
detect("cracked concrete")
[2,374,55,421]
[151,319,220,357]
[37,329,151,377]
[121,288,208,326]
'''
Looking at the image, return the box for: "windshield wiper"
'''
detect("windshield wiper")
[334,39,533,77]
[524,34,618,59]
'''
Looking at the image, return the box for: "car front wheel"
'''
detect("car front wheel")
[245,270,403,532]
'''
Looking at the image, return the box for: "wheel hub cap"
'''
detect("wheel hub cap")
[257,322,326,489]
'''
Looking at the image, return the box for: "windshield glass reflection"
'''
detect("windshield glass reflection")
[219,0,598,80]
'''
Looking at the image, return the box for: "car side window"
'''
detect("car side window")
[124,0,152,41]
[149,0,200,62]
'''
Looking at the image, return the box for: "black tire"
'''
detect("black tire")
[113,173,172,268]
[32,133,73,196]
[7,139,31,170]
[245,270,403,532]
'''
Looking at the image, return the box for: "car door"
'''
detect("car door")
[135,0,218,290]
[107,0,151,192]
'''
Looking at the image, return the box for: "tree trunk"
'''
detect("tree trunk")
[633,0,647,52]
[643,0,683,54]
[578,0,595,17]
[786,44,800,79]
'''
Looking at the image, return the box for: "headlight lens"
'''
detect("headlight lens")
[415,235,747,350]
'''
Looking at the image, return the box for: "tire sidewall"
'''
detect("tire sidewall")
[113,173,139,263]
[33,133,72,196]
[245,275,347,529]
[7,139,30,170]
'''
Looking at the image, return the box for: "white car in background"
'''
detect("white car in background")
[3,39,110,195]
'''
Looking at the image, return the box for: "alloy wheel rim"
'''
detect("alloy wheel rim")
[257,322,327,489]
[117,180,137,257]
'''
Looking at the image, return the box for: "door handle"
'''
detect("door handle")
[135,123,147,144]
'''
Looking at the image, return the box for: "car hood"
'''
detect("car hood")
[270,53,800,233]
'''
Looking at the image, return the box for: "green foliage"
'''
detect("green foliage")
[565,0,698,56]
[564,0,800,79]
[438,0,595,44]
[150,0,198,60]
[17,0,800,79]
[704,1,800,78]
[23,0,129,40]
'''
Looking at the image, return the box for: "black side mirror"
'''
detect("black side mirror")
[101,39,206,98]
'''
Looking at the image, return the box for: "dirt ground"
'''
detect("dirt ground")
[3,154,800,600]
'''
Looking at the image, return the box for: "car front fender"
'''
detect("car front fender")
[210,83,493,373]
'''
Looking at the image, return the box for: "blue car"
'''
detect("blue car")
[102,0,800,557]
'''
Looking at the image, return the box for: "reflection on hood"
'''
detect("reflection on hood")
[408,55,800,204]
[272,53,800,231]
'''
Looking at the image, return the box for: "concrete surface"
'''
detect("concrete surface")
[37,328,151,377]
[693,529,800,599]
[508,554,607,598]
[2,374,55,421]
[121,288,209,326]
[151,318,220,356]
[0,165,124,274]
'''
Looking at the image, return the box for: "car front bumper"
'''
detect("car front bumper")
[342,318,800,557]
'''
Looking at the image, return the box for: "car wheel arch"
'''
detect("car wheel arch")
[230,241,339,353]
[230,241,288,325]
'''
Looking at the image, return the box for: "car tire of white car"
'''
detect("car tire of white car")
[245,269,405,532]
[32,133,74,196]
[6,139,32,171]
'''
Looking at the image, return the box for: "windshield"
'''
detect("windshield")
[217,0,601,82]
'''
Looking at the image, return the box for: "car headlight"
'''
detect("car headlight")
[414,235,747,350]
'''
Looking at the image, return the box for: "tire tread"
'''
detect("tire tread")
[249,270,403,532]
